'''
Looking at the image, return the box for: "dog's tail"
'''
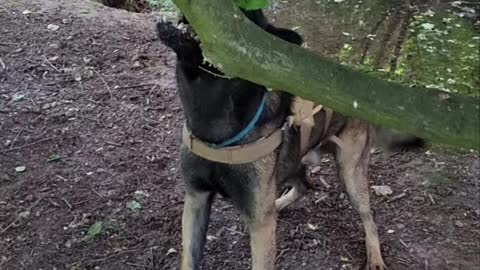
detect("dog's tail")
[371,125,426,151]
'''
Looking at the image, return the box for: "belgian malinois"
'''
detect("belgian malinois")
[157,8,423,270]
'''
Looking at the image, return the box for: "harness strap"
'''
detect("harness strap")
[182,125,282,164]
[290,97,335,154]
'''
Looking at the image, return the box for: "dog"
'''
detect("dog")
[156,9,423,270]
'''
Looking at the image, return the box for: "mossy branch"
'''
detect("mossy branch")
[171,0,480,149]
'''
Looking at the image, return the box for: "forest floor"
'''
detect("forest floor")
[0,1,478,269]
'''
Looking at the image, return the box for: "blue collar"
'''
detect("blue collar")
[210,92,267,148]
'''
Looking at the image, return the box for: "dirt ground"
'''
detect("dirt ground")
[0,1,479,270]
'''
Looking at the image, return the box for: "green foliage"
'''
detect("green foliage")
[397,10,479,96]
[234,0,268,10]
[146,0,177,11]
[336,7,479,97]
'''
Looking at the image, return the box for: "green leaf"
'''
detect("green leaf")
[126,200,142,212]
[234,0,268,10]
[47,154,61,162]
[85,221,104,240]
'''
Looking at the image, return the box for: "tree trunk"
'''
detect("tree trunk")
[171,0,479,149]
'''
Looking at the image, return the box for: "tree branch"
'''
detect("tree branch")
[171,0,479,149]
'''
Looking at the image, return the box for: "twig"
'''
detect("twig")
[275,248,290,263]
[0,136,56,153]
[0,57,5,70]
[314,193,329,204]
[42,55,60,72]
[94,70,114,100]
[388,192,407,203]
[9,128,23,149]
[399,238,409,248]
[61,197,73,210]
[115,83,155,90]
[88,179,104,199]
[1,196,45,234]
[198,66,232,79]
[0,42,18,46]
[319,176,331,189]
[428,193,436,204]
[89,251,137,263]
[105,141,122,147]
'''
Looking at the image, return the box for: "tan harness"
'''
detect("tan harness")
[182,96,333,164]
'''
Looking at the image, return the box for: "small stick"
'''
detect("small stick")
[9,128,23,149]
[0,136,56,153]
[1,196,45,234]
[115,83,155,90]
[105,141,122,147]
[314,193,329,204]
[388,192,407,203]
[42,55,60,72]
[428,193,436,204]
[88,179,104,199]
[198,66,232,79]
[319,176,331,189]
[399,238,409,248]
[62,197,73,210]
[94,70,114,100]
[0,57,5,70]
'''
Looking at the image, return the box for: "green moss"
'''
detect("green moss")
[397,10,479,97]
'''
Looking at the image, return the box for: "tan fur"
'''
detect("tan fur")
[250,154,278,270]
[278,115,386,270]
[180,191,213,270]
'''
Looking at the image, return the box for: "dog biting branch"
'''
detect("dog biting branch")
[169,0,479,149]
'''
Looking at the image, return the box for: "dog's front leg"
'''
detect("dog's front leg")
[249,193,277,270]
[247,162,278,270]
[180,191,214,270]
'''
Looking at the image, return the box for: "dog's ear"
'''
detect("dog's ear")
[241,9,303,46]
[266,26,303,45]
[156,21,203,66]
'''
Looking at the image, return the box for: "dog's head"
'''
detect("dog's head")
[177,9,303,46]
[156,8,303,78]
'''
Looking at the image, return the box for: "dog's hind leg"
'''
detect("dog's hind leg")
[180,190,214,270]
[335,120,386,270]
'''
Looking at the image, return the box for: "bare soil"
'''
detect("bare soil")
[0,1,479,270]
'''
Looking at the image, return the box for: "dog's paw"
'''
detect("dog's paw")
[366,256,386,270]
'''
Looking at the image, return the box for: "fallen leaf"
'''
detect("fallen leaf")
[19,211,30,218]
[47,24,60,31]
[15,166,26,173]
[22,10,32,15]
[133,190,150,198]
[12,94,25,102]
[166,248,177,255]
[47,154,61,162]
[126,200,142,212]
[420,23,435,30]
[371,185,393,197]
[307,223,318,231]
[84,221,103,240]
